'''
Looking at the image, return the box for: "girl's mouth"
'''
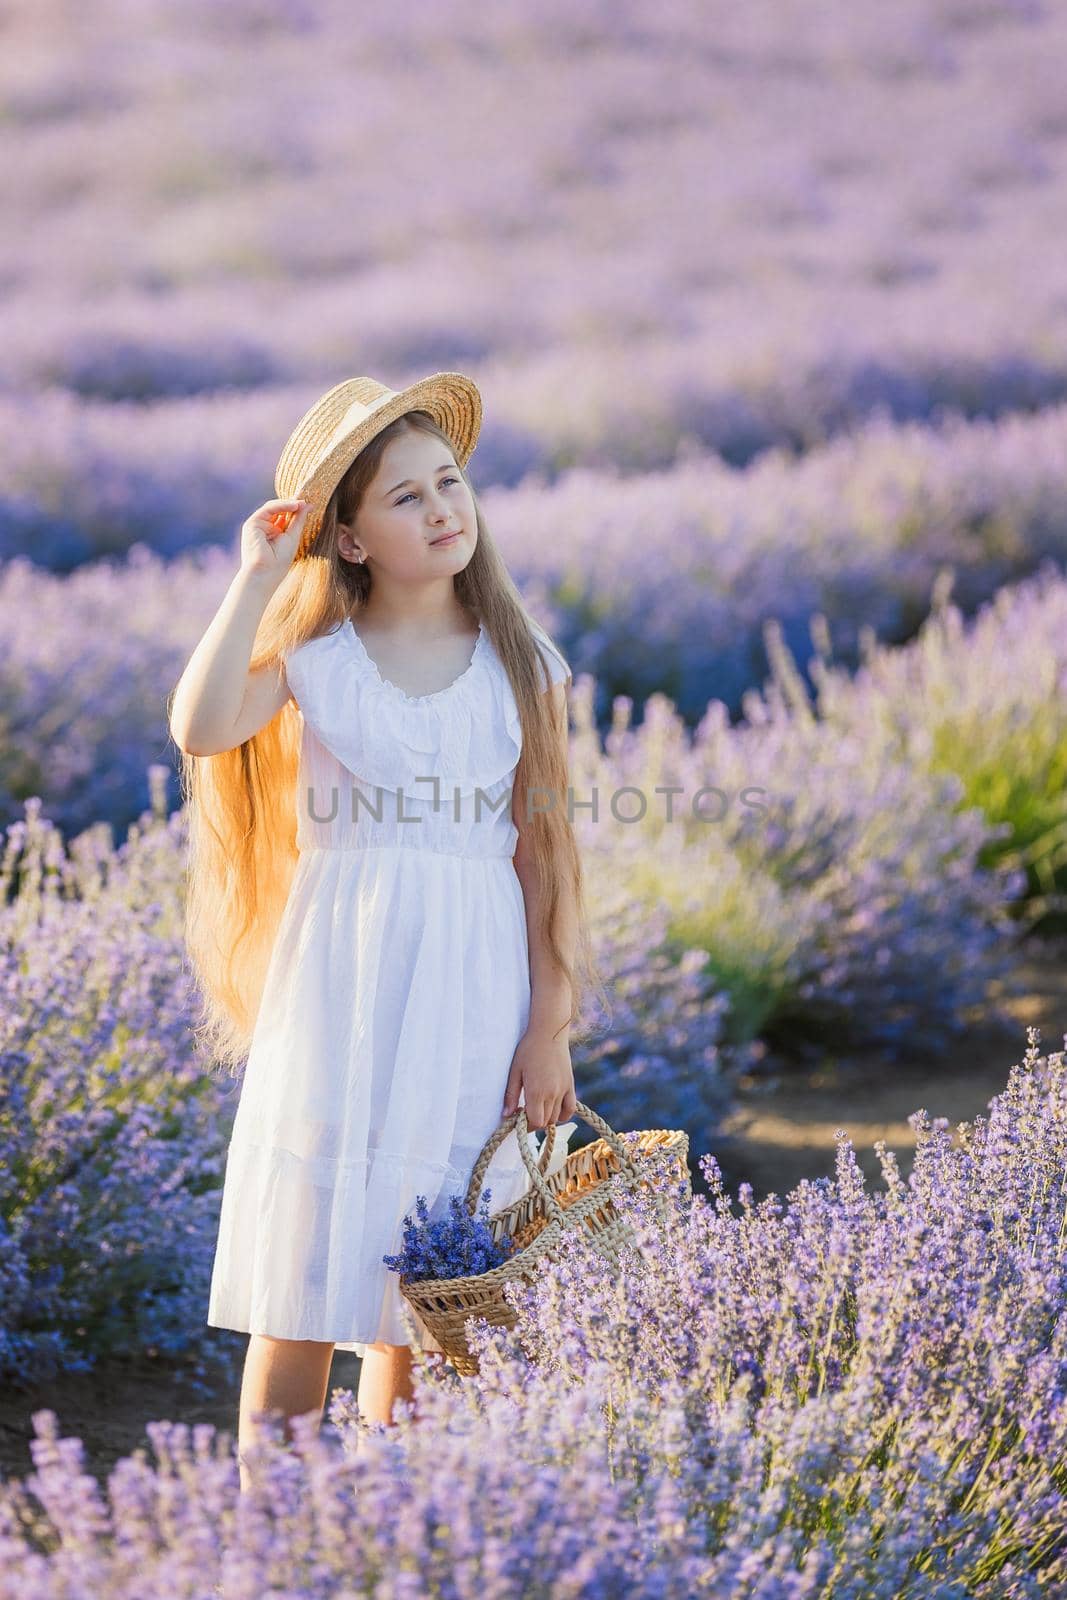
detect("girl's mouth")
[430,531,461,547]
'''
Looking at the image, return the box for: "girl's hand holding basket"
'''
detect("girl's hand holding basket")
[385,1100,691,1375]
[501,1023,577,1129]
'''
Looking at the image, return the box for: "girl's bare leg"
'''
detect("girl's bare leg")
[357,1341,418,1428]
[237,1334,335,1491]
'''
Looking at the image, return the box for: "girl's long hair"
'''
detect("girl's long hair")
[173,410,608,1075]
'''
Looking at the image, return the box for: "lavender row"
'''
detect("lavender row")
[4,362,1067,607]
[515,399,1067,723]
[4,1032,1065,1592]
[4,395,1067,838]
[4,313,1067,554]
[3,0,1067,462]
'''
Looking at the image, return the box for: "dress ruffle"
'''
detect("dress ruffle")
[283,617,569,804]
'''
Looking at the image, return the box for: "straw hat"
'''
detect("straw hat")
[274,371,483,559]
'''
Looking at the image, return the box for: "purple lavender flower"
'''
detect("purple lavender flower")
[383,1187,518,1282]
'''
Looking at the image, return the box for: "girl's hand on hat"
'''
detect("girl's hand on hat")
[239,498,310,586]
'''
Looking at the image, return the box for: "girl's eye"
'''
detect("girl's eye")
[396,476,459,506]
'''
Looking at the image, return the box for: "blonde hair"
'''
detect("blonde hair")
[173,409,608,1074]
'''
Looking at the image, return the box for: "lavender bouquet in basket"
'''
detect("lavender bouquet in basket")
[383,1188,518,1283]
[383,1121,579,1283]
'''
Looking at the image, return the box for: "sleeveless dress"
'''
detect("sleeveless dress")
[206,613,572,1356]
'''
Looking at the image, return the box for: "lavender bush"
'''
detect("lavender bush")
[0,547,209,838]
[569,636,1028,1059]
[0,785,239,1388]
[575,879,752,1139]
[800,562,1067,936]
[2,1028,1065,1595]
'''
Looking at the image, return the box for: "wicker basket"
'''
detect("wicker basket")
[396,1099,691,1375]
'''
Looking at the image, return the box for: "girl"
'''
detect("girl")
[168,371,605,1484]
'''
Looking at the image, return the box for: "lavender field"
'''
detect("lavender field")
[3,0,1067,1589]
[4,1039,1067,1593]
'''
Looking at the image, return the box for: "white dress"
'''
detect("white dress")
[206,613,571,1356]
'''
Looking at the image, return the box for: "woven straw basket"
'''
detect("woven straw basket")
[396,1099,691,1375]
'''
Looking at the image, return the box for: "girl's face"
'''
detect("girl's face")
[337,430,477,579]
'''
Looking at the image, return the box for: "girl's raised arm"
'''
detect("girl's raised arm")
[168,497,309,756]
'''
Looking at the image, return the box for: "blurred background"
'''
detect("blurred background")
[2,0,1067,1476]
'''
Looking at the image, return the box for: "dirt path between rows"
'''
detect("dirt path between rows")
[3,935,1064,1488]
[713,932,1067,1203]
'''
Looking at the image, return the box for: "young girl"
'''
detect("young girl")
[168,371,604,1479]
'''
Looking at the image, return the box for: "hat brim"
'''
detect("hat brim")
[275,370,483,559]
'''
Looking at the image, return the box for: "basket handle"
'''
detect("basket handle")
[464,1099,644,1219]
[464,1109,567,1223]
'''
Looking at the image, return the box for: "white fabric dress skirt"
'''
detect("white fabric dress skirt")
[206,613,572,1356]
